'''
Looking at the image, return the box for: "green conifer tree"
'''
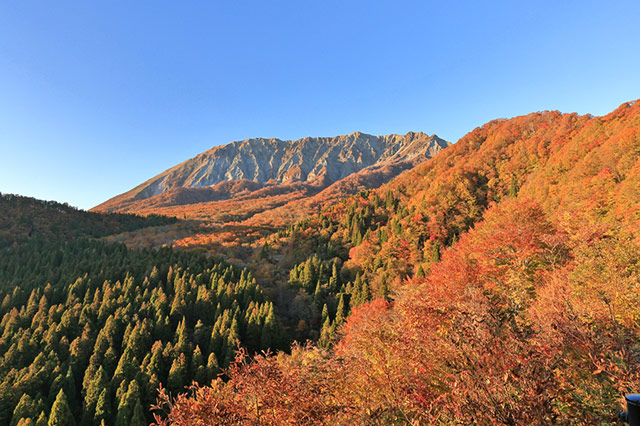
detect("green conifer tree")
[115,380,143,426]
[11,394,36,426]
[82,365,107,421]
[167,354,187,393]
[301,261,314,292]
[61,367,77,417]
[94,389,110,425]
[335,293,348,326]
[430,241,440,263]
[191,345,208,384]
[207,352,220,381]
[48,390,75,426]
[129,399,147,426]
[244,312,261,353]
[318,316,333,348]
[35,412,47,426]
[174,317,191,355]
[313,282,323,306]
[260,305,279,350]
[321,304,329,325]
[146,342,164,378]
[329,263,340,291]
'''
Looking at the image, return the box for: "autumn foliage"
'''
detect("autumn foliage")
[3,101,640,425]
[157,100,640,425]
[151,345,351,425]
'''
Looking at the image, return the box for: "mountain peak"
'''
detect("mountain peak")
[92,132,450,213]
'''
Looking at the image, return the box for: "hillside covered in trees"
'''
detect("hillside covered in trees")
[155,99,640,424]
[0,198,284,425]
[3,99,640,425]
[0,194,176,247]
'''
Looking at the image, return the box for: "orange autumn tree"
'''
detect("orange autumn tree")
[152,345,355,426]
[337,199,570,424]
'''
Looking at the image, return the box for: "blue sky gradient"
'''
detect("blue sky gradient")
[1,1,639,209]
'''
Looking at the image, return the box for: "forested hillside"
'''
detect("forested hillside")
[157,100,640,424]
[260,100,640,344]
[0,198,284,426]
[3,99,640,425]
[0,194,176,247]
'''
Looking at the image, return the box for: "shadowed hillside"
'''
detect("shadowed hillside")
[0,193,176,247]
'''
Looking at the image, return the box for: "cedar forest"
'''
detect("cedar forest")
[2,100,640,425]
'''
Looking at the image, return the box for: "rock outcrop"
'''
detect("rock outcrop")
[93,132,449,214]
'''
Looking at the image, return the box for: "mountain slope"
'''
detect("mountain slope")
[3,100,640,425]
[0,204,282,426]
[158,99,640,425]
[93,132,449,215]
[0,193,176,247]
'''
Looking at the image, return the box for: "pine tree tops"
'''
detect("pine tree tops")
[174,317,191,355]
[313,282,323,305]
[36,412,47,426]
[260,304,279,350]
[83,365,107,419]
[11,394,37,426]
[321,304,329,325]
[167,354,188,394]
[191,345,208,384]
[318,316,334,348]
[48,390,75,426]
[129,399,147,426]
[329,262,340,291]
[94,390,110,425]
[207,352,220,381]
[115,381,143,426]
[349,274,371,308]
[0,219,282,426]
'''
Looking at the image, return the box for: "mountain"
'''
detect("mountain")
[92,132,449,217]
[5,100,640,426]
[156,99,640,424]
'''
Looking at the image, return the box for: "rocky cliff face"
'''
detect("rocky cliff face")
[93,132,449,214]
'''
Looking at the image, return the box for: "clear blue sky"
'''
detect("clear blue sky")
[1,1,639,209]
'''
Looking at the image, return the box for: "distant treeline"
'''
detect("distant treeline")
[0,193,177,247]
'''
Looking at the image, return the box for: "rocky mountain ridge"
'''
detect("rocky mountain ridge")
[93,131,449,214]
